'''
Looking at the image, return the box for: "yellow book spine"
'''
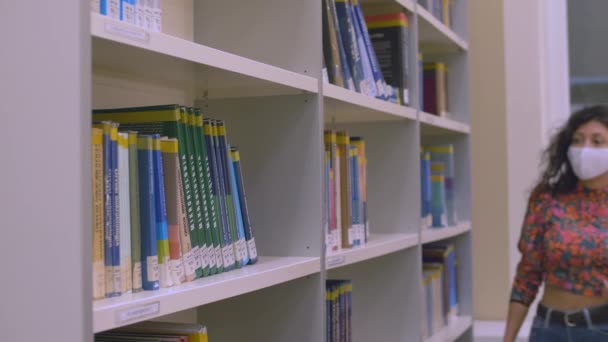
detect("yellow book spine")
[92,128,105,300]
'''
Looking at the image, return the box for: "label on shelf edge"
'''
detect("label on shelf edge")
[104,19,149,43]
[116,301,160,324]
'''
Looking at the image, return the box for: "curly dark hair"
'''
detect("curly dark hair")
[532,105,608,196]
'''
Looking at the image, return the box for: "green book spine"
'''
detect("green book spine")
[128,132,143,292]
[187,108,215,275]
[180,107,210,276]
[92,105,204,279]
[217,121,243,268]
[203,119,226,274]
[194,110,220,275]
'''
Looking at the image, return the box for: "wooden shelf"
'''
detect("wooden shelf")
[422,222,472,244]
[420,112,471,135]
[91,13,318,98]
[418,6,468,52]
[93,256,320,333]
[326,233,419,270]
[426,315,473,342]
[324,83,417,123]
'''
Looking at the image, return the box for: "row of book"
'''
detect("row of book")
[92,0,162,32]
[423,62,449,117]
[96,321,208,342]
[422,243,458,339]
[322,0,411,105]
[419,0,455,28]
[91,105,258,300]
[324,131,368,255]
[326,279,353,342]
[420,144,457,228]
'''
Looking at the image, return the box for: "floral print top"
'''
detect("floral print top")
[511,183,608,306]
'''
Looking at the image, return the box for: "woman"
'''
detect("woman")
[505,105,608,341]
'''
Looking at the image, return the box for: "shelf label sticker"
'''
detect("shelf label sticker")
[104,19,150,43]
[327,255,346,267]
[116,301,160,324]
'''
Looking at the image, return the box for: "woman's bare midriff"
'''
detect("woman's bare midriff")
[542,285,608,311]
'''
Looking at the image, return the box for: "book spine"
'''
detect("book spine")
[100,123,114,297]
[92,0,101,13]
[227,145,249,266]
[161,138,186,285]
[334,144,342,252]
[212,121,236,271]
[335,0,368,94]
[430,172,446,228]
[180,109,208,277]
[322,0,345,87]
[349,145,360,247]
[120,0,136,24]
[128,132,143,292]
[349,0,377,98]
[203,119,226,273]
[337,132,353,248]
[331,0,355,90]
[195,113,221,275]
[92,128,105,300]
[353,1,386,99]
[189,110,215,275]
[118,133,133,294]
[217,121,241,269]
[427,145,456,225]
[176,157,197,282]
[144,0,154,31]
[152,0,162,32]
[135,0,145,28]
[108,0,120,19]
[231,147,258,264]
[110,124,122,297]
[152,135,172,288]
[137,136,159,291]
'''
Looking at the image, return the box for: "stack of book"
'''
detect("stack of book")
[420,144,457,229]
[92,0,162,33]
[422,244,458,339]
[322,0,411,105]
[324,131,368,255]
[326,280,353,342]
[91,105,258,300]
[96,321,209,342]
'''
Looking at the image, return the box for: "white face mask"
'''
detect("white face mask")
[567,147,608,180]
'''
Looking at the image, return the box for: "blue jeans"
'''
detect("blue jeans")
[530,315,608,341]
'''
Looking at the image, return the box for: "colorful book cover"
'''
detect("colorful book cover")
[180,107,209,277]
[426,145,456,226]
[203,119,226,273]
[365,12,411,105]
[351,137,367,243]
[335,0,374,96]
[322,0,345,87]
[161,137,186,285]
[231,147,258,264]
[152,134,172,288]
[337,132,353,248]
[185,109,212,276]
[430,162,447,228]
[192,110,218,275]
[212,121,236,271]
[349,145,361,247]
[93,105,204,279]
[423,62,448,116]
[128,132,143,292]
[109,123,122,297]
[137,135,159,291]
[421,149,432,228]
[92,128,105,300]
[118,133,133,294]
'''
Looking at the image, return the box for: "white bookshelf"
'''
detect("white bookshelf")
[2,0,472,341]
[427,316,474,342]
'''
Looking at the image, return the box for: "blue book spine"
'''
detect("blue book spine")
[430,167,446,228]
[110,124,121,297]
[421,150,432,221]
[329,0,355,90]
[210,122,235,271]
[101,125,114,298]
[227,144,249,266]
[152,134,170,287]
[350,146,360,246]
[231,147,258,265]
[100,0,108,15]
[335,0,366,94]
[352,1,384,99]
[138,136,160,291]
[204,121,226,272]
